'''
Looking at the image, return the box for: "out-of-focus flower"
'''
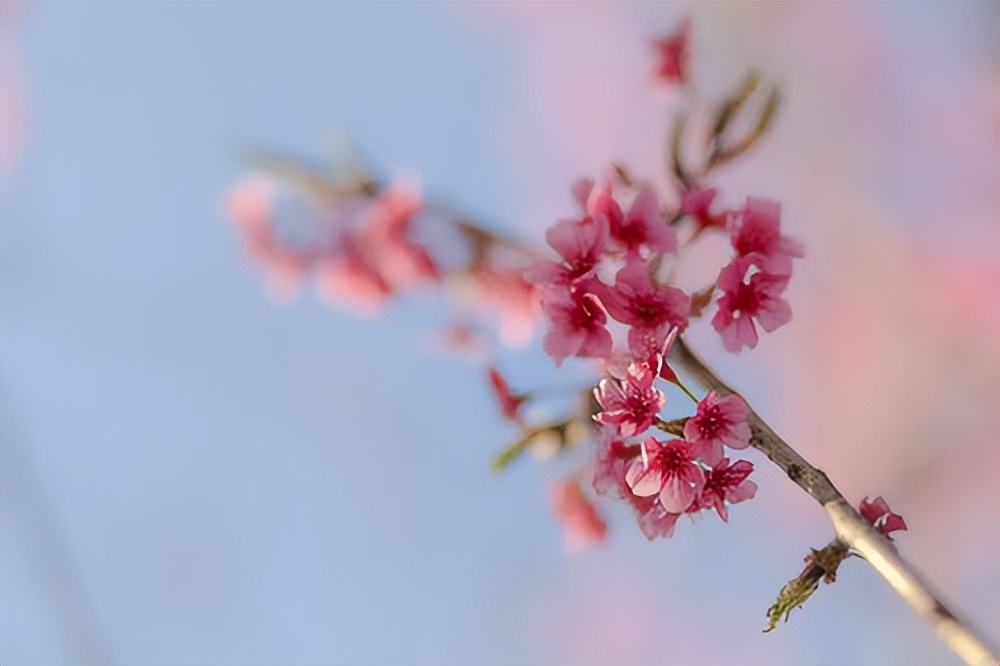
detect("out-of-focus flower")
[487,365,528,428]
[455,262,541,347]
[363,186,439,289]
[651,18,691,87]
[551,479,608,553]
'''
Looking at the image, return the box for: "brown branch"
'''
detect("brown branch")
[670,336,999,666]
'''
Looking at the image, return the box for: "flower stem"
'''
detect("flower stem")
[669,336,999,666]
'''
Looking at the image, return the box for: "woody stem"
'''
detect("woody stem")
[669,336,999,665]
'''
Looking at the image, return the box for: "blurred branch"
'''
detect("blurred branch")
[670,337,999,666]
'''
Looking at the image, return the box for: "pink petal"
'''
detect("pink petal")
[625,460,664,497]
[658,473,698,513]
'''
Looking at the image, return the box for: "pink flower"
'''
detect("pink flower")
[551,479,608,553]
[587,182,676,258]
[225,177,273,231]
[594,362,665,437]
[652,18,691,87]
[595,259,690,357]
[727,198,804,276]
[636,501,681,540]
[711,256,792,352]
[539,282,613,365]
[316,240,392,316]
[487,365,527,428]
[592,429,681,540]
[625,437,704,514]
[525,213,608,286]
[363,186,439,289]
[683,391,751,465]
[858,496,908,541]
[681,187,726,230]
[462,264,540,347]
[593,427,641,501]
[690,458,757,522]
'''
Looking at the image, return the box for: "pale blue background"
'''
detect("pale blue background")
[2,3,997,664]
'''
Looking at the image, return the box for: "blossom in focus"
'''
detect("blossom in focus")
[727,198,804,276]
[690,458,757,522]
[683,390,751,465]
[551,479,608,553]
[651,18,691,87]
[586,181,677,258]
[525,213,608,286]
[711,256,792,352]
[592,429,680,540]
[858,496,908,541]
[538,282,613,365]
[596,259,690,357]
[594,361,665,437]
[625,436,704,514]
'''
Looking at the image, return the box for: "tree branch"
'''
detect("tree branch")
[670,336,999,665]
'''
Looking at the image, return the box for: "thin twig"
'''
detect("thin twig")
[669,336,999,666]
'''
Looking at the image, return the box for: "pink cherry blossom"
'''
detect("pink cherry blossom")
[551,479,608,553]
[525,213,608,286]
[461,264,541,347]
[858,496,908,541]
[690,458,757,522]
[592,428,680,540]
[594,362,665,437]
[683,390,751,465]
[625,437,704,514]
[363,186,439,289]
[592,427,640,501]
[635,501,681,540]
[681,187,726,231]
[587,182,676,258]
[711,256,792,352]
[487,365,527,428]
[594,259,690,357]
[539,282,613,365]
[727,198,804,276]
[652,18,691,87]
[316,240,392,316]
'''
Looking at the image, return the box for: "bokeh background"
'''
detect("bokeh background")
[1,3,997,664]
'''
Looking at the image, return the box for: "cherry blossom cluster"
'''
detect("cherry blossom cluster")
[225,175,437,313]
[225,166,540,348]
[224,19,905,559]
[516,161,804,543]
